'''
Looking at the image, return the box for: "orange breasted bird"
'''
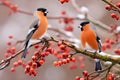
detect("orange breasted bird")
[79,21,102,71]
[21,8,48,58]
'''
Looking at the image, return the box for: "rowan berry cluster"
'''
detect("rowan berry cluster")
[102,38,120,55]
[75,70,88,80]
[105,1,120,20]
[59,10,74,32]
[2,0,18,15]
[4,35,16,58]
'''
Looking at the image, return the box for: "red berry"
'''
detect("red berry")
[111,13,117,18]
[102,43,107,51]
[75,76,80,80]
[59,44,66,50]
[46,47,54,53]
[29,67,35,73]
[34,44,39,49]
[10,67,15,72]
[33,71,37,76]
[105,5,112,11]
[62,59,67,64]
[13,62,18,67]
[110,40,115,44]
[115,16,119,20]
[11,47,16,52]
[106,43,112,49]
[116,2,120,8]
[71,57,76,62]
[78,56,85,62]
[65,26,73,32]
[65,0,70,2]
[22,63,26,67]
[62,52,68,58]
[8,34,13,39]
[105,38,110,43]
[39,59,45,65]
[6,48,11,53]
[59,0,65,4]
[69,63,77,70]
[61,10,66,15]
[66,57,70,63]
[80,63,85,68]
[41,52,46,57]
[6,41,11,46]
[58,60,63,66]
[83,70,88,76]
[4,53,9,58]
[26,65,30,70]
[32,62,37,69]
[57,41,62,46]
[27,61,32,66]
[32,56,37,62]
[53,61,58,66]
[34,51,39,56]
[114,48,120,54]
[56,54,62,59]
[17,60,22,65]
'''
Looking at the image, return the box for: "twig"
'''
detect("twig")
[102,0,120,13]
[50,37,120,63]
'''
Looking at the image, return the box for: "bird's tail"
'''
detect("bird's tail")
[21,40,30,58]
[94,59,102,71]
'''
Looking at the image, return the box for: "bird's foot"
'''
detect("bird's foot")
[40,38,49,47]
[93,51,97,58]
[83,49,87,53]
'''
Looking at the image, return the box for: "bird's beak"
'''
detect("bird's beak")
[45,11,48,14]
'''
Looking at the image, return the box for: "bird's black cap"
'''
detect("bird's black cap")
[37,8,48,16]
[80,21,89,27]
[37,8,47,12]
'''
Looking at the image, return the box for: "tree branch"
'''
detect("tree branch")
[102,0,120,13]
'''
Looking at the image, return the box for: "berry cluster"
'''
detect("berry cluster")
[4,35,17,58]
[2,0,18,15]
[105,1,120,20]
[59,10,74,32]
[75,70,88,80]
[102,38,120,55]
[102,38,116,51]
[59,0,70,4]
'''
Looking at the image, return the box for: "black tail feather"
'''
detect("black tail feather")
[21,40,29,58]
[95,59,102,71]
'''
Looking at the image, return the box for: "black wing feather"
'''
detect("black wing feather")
[96,36,102,52]
[21,20,39,58]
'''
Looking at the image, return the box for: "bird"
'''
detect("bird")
[21,8,48,58]
[79,21,102,71]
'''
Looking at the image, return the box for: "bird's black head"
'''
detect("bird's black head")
[37,8,48,16]
[80,21,89,31]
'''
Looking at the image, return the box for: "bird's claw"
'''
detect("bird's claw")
[83,49,87,53]
[93,51,97,58]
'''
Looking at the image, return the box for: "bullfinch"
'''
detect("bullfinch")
[21,8,48,58]
[79,21,102,71]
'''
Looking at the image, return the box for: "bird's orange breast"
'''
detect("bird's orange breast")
[31,17,48,39]
[80,30,99,50]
